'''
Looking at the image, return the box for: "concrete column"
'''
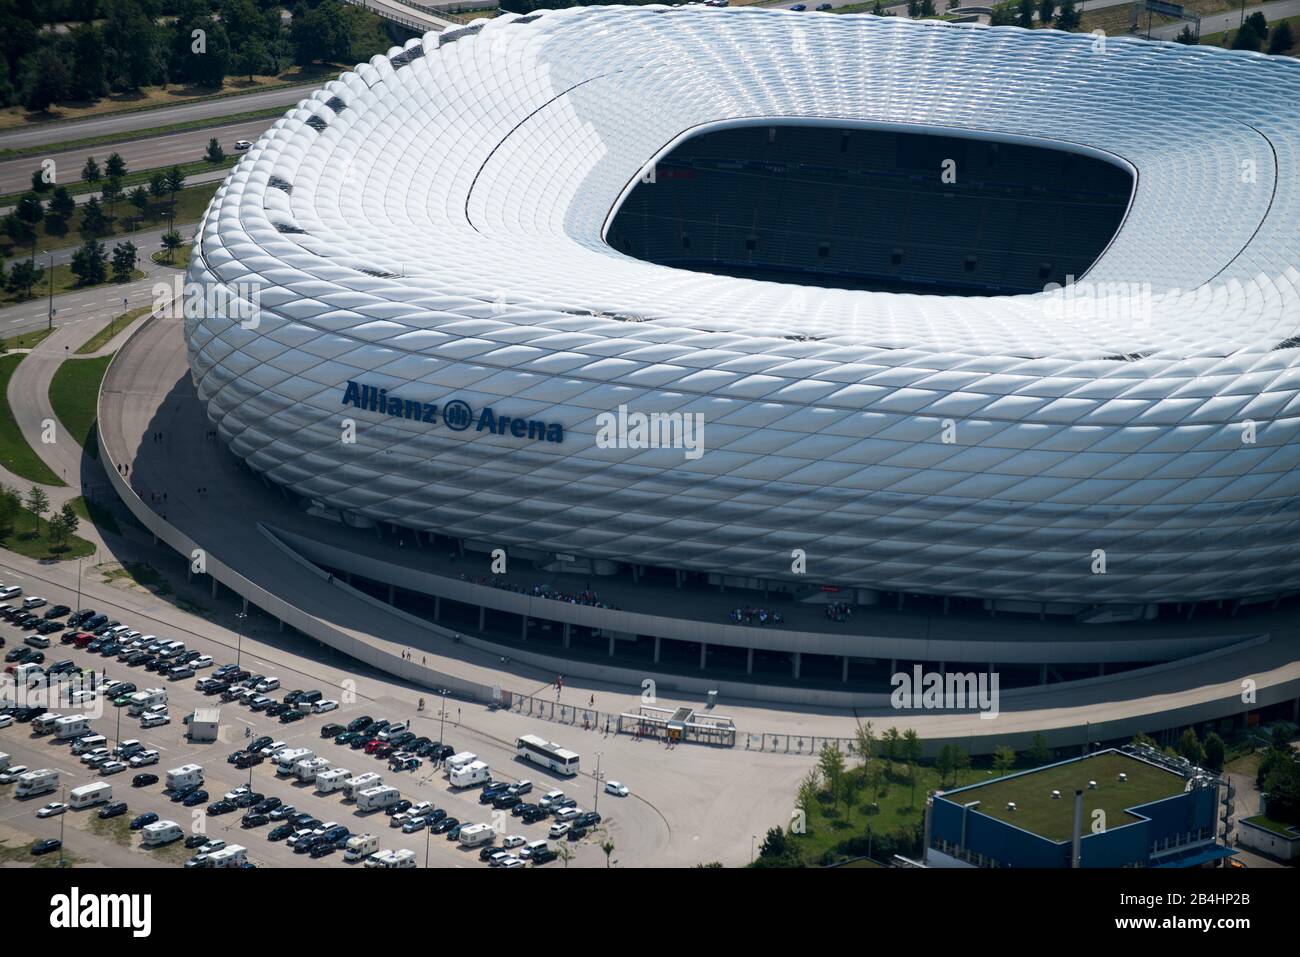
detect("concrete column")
[373,524,382,538]
[387,584,395,605]
[842,656,850,682]
[278,618,284,633]
[345,572,352,585]
[699,643,707,670]
[1040,663,1048,685]
[241,596,248,613]
[608,634,616,657]
[792,651,801,680]
[522,618,528,641]
[746,647,754,675]
[675,569,683,588]
[563,623,571,648]
[889,658,897,676]
[186,566,192,583]
[653,635,661,663]
[210,577,218,598]
[478,606,485,631]
[1292,696,1298,722]
[433,597,441,621]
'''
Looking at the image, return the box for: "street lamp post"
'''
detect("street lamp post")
[437,688,449,746]
[59,782,68,867]
[425,824,431,868]
[45,251,55,330]
[75,555,83,614]
[593,751,603,813]
[234,610,247,668]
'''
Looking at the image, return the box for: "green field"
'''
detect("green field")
[1240,814,1299,837]
[76,306,152,355]
[0,353,63,485]
[946,752,1185,841]
[49,353,115,452]
[70,494,121,538]
[151,244,193,270]
[0,504,96,560]
[2,327,55,352]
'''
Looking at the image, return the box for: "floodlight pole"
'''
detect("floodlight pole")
[45,251,55,329]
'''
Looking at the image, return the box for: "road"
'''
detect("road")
[0,85,319,154]
[1150,0,1300,37]
[0,120,270,195]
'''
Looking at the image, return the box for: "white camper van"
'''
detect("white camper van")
[165,764,204,791]
[127,688,167,716]
[207,845,248,868]
[315,768,351,794]
[356,785,401,813]
[275,748,313,776]
[458,823,496,848]
[344,833,379,861]
[294,756,331,783]
[142,820,183,846]
[53,715,90,740]
[343,772,383,801]
[448,760,491,789]
[16,768,59,797]
[443,751,477,775]
[69,782,112,808]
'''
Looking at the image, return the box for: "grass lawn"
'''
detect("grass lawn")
[49,353,115,452]
[0,837,84,867]
[0,505,95,560]
[0,353,63,486]
[151,244,192,270]
[0,263,145,307]
[1,156,235,209]
[945,751,1186,841]
[0,181,217,260]
[1240,814,1299,837]
[69,494,121,538]
[791,758,995,863]
[1,327,56,352]
[76,306,152,355]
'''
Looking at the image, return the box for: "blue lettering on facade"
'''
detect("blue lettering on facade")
[340,380,563,444]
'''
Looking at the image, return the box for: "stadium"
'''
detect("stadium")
[159,6,1300,708]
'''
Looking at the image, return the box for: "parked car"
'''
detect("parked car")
[604,781,629,797]
[131,773,159,788]
[181,789,210,807]
[206,800,237,816]
[98,801,128,819]
[129,812,159,830]
[36,801,69,818]
[31,838,61,856]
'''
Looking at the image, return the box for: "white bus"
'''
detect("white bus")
[515,735,580,776]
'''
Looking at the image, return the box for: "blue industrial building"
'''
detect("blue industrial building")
[926,748,1229,868]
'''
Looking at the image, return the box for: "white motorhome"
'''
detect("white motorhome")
[458,823,496,848]
[16,768,59,797]
[294,756,331,783]
[443,751,477,775]
[315,768,351,794]
[207,845,247,868]
[364,848,416,868]
[343,772,383,801]
[53,715,90,740]
[448,760,491,789]
[127,688,167,716]
[142,820,183,846]
[31,713,65,735]
[275,748,313,776]
[356,785,401,813]
[344,833,378,861]
[0,752,8,772]
[164,764,204,791]
[69,782,112,808]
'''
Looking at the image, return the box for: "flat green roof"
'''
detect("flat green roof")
[945,751,1187,842]
[1241,815,1299,838]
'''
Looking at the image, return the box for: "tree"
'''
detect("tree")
[47,186,76,222]
[234,38,270,82]
[1055,0,1081,30]
[818,742,846,810]
[69,23,108,102]
[79,196,108,237]
[1174,25,1198,45]
[105,152,127,180]
[1028,732,1051,766]
[1038,0,1056,24]
[20,47,72,113]
[59,501,80,538]
[1232,24,1263,51]
[990,5,1017,25]
[881,727,902,776]
[0,484,20,537]
[936,744,957,786]
[5,258,44,300]
[757,826,788,859]
[111,240,137,282]
[902,729,923,804]
[149,172,168,201]
[25,486,50,530]
[15,192,44,260]
[1203,732,1225,772]
[160,229,184,263]
[1245,11,1268,38]
[130,185,150,218]
[30,169,50,193]
[993,745,1016,779]
[82,156,102,185]
[796,768,819,819]
[290,0,353,66]
[854,721,875,767]
[920,0,936,15]
[1268,21,1294,54]
[906,0,920,17]
[165,165,187,198]
[205,137,226,164]
[1178,727,1205,766]
[100,177,124,219]
[103,0,163,92]
[1261,756,1300,824]
[71,237,109,286]
[599,837,614,867]
[47,510,69,545]
[1016,0,1035,28]
[2,212,34,252]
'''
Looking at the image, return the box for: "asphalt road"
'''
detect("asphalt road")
[0,85,317,154]
[0,121,269,195]
[1150,0,1300,37]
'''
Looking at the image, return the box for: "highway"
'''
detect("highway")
[0,120,272,196]
[1150,0,1300,37]
[0,85,318,154]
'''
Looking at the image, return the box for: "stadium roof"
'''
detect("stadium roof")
[185,8,1300,603]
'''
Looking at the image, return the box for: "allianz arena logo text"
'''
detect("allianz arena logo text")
[1042,275,1154,325]
[341,381,565,443]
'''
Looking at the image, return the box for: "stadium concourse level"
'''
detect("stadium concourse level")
[608,125,1134,296]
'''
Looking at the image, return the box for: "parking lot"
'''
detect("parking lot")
[1,593,665,869]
